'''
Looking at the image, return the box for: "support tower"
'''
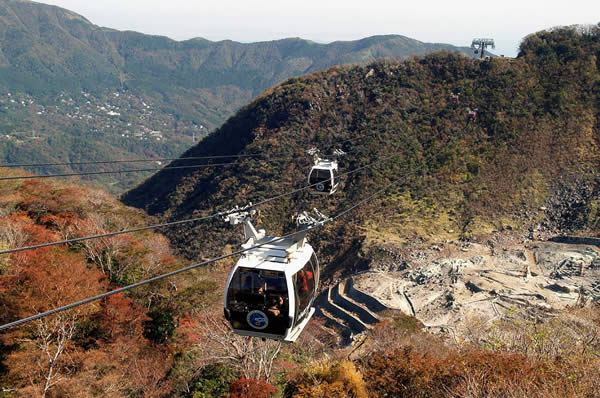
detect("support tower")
[471,38,495,59]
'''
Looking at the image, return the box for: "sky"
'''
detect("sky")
[39,0,599,58]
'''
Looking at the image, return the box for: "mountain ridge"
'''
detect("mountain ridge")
[0,0,480,192]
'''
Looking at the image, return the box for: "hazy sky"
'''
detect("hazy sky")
[40,0,599,57]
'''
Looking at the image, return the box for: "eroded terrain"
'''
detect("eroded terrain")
[352,239,600,340]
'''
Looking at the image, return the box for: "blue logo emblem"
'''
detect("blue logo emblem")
[247,310,268,330]
[316,183,325,191]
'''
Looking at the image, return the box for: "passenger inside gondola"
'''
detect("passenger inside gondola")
[297,269,313,292]
[266,296,284,317]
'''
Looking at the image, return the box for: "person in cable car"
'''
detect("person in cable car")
[298,268,313,292]
[223,210,321,342]
[267,296,284,317]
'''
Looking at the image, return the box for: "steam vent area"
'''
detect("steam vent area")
[315,238,600,345]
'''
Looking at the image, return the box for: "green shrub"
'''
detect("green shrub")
[187,363,237,398]
[143,310,175,344]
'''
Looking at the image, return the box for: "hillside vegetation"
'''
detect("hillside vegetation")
[123,23,600,397]
[124,24,600,275]
[0,167,223,397]
[0,0,476,191]
[1,174,599,397]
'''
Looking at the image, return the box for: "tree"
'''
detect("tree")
[184,362,236,398]
[1,247,105,396]
[72,216,130,281]
[184,312,282,381]
[229,378,276,398]
[34,314,80,398]
[143,310,175,344]
[289,361,367,398]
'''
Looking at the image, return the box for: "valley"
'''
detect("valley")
[0,89,200,192]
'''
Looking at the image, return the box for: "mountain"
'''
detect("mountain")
[123,24,600,277]
[2,22,600,397]
[0,0,477,192]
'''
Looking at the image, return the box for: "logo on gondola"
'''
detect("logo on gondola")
[247,310,268,330]
[316,183,325,191]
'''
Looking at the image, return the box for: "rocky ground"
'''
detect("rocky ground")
[352,237,600,341]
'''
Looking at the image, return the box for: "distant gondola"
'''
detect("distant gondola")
[307,148,343,195]
[223,210,321,342]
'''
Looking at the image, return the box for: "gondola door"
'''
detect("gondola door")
[292,253,318,327]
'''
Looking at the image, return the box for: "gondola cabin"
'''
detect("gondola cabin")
[224,216,319,342]
[308,159,339,195]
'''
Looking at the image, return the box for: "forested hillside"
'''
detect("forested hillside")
[0,167,225,397]
[0,0,476,192]
[124,24,600,272]
[124,24,600,396]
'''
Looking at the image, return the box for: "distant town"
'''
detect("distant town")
[0,90,206,145]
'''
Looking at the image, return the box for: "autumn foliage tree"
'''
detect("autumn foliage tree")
[287,360,367,398]
[228,378,276,398]
[0,176,177,397]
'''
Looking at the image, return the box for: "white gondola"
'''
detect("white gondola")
[223,210,322,342]
[307,148,343,195]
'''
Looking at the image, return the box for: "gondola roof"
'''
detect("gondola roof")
[236,235,313,272]
[312,159,337,169]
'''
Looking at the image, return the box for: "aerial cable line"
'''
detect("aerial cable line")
[1,154,266,168]
[1,130,373,169]
[0,133,456,331]
[0,225,319,331]
[318,132,377,155]
[0,150,359,181]
[0,149,406,256]
[0,154,304,182]
[0,162,239,181]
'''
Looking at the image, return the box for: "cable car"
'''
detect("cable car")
[223,210,320,342]
[450,92,460,104]
[307,148,343,195]
[467,108,478,122]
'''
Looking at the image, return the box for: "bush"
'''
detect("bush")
[143,310,175,344]
[359,345,596,397]
[288,360,367,398]
[229,378,276,398]
[186,363,236,398]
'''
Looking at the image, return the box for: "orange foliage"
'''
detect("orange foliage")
[178,315,202,344]
[290,361,368,398]
[0,178,179,397]
[229,378,276,398]
[16,248,106,311]
[91,293,148,342]
[360,345,585,397]
[39,212,77,231]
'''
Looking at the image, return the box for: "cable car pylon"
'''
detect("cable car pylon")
[223,207,326,342]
